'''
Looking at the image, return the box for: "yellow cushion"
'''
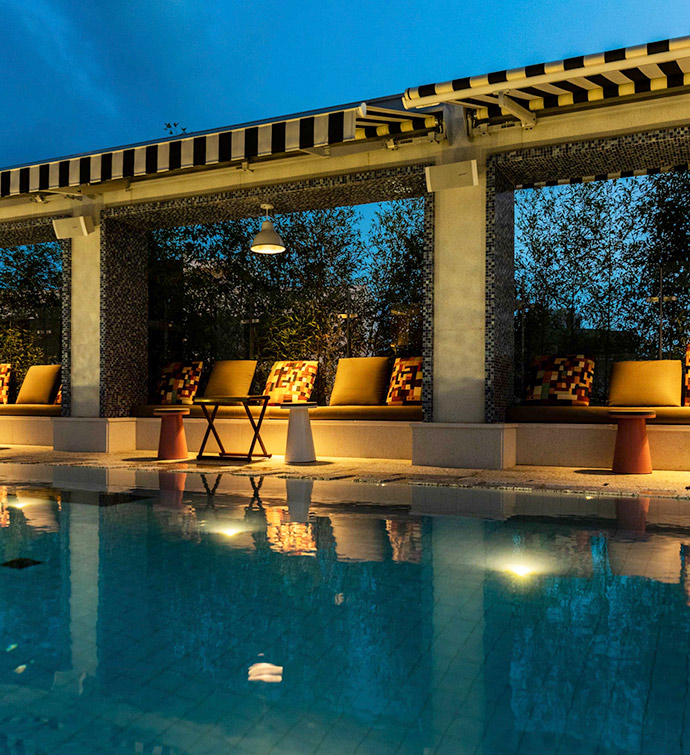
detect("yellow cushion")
[16,365,61,405]
[329,357,390,406]
[203,360,257,398]
[608,360,682,407]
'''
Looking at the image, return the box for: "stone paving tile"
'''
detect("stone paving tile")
[2,445,690,499]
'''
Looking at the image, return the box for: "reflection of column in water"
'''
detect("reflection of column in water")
[329,515,387,562]
[615,497,650,535]
[0,486,7,528]
[65,504,99,692]
[681,544,690,605]
[285,478,313,523]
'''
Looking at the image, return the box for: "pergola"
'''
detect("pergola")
[1,35,690,470]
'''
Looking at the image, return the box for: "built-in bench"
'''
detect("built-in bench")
[131,404,422,421]
[0,404,61,416]
[506,405,690,424]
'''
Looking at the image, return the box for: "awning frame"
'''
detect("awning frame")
[0,104,440,200]
[403,36,690,128]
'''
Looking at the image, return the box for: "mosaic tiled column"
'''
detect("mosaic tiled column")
[99,219,148,417]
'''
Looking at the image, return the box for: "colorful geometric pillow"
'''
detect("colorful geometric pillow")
[0,364,11,405]
[525,354,595,406]
[264,361,318,405]
[54,384,62,405]
[386,357,422,405]
[684,345,690,406]
[156,361,204,405]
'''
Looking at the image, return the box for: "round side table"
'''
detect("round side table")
[608,410,656,474]
[153,407,191,461]
[278,403,318,464]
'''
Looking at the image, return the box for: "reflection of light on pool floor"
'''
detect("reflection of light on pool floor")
[248,662,283,683]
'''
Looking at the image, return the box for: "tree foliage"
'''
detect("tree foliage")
[0,326,46,388]
[515,173,690,403]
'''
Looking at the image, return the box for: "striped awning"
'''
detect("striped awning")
[403,36,690,124]
[0,104,438,198]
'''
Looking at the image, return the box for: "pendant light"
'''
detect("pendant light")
[251,203,285,254]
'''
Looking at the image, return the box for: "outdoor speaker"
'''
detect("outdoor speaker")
[425,160,479,192]
[52,215,95,239]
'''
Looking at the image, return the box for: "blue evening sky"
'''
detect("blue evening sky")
[2,0,690,169]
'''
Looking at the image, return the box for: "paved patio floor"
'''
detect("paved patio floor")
[0,445,690,499]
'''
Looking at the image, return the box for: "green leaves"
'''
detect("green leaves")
[0,326,46,388]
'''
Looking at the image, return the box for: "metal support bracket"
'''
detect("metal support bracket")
[497,92,537,129]
[299,146,330,158]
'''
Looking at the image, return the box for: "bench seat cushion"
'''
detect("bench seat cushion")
[133,404,260,419]
[132,404,422,421]
[308,405,422,420]
[506,405,690,424]
[0,404,62,417]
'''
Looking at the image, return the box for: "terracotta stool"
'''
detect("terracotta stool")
[609,410,656,474]
[154,407,191,460]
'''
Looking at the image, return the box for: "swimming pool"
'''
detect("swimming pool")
[0,468,688,754]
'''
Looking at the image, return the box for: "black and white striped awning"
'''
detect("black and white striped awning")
[0,104,438,198]
[403,36,690,124]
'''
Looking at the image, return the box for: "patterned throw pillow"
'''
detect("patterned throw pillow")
[386,357,422,405]
[156,361,204,405]
[525,354,595,406]
[0,364,11,405]
[54,384,62,405]
[264,361,318,405]
[684,345,690,406]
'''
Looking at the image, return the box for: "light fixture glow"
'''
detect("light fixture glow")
[220,527,245,538]
[251,204,285,254]
[508,564,533,577]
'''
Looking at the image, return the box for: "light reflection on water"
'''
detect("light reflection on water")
[0,469,687,753]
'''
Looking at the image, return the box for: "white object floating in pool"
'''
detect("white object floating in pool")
[14,665,26,674]
[6,644,17,652]
[248,662,283,683]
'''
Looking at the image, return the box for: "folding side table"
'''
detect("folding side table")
[194,395,272,462]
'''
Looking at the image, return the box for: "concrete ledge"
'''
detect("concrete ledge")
[53,418,137,453]
[0,416,54,446]
[136,417,413,459]
[411,423,517,469]
[516,422,690,471]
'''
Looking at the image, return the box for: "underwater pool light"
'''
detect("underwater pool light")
[507,564,533,577]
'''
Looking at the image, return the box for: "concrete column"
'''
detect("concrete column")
[432,172,486,423]
[70,225,101,417]
[431,518,486,750]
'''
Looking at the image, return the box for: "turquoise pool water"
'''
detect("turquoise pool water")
[0,470,688,754]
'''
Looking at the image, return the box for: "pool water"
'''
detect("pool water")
[0,471,688,754]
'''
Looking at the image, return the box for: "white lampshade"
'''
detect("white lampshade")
[251,219,285,254]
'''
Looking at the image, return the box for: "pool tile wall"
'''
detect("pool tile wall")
[485,123,690,422]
